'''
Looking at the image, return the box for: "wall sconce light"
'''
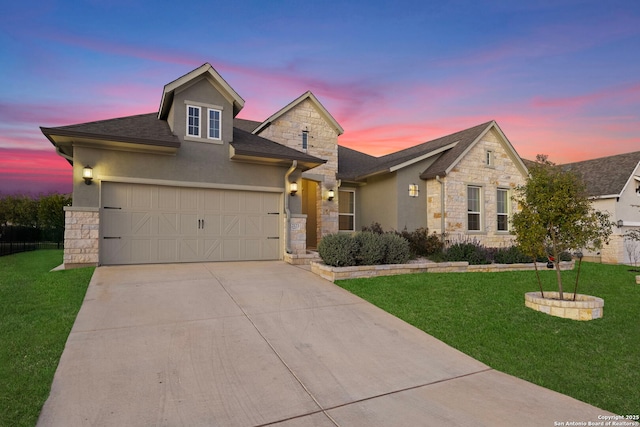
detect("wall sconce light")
[289,181,298,196]
[82,166,93,185]
[409,183,419,197]
[617,219,624,228]
[327,189,335,201]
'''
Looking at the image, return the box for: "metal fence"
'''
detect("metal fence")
[0,225,63,257]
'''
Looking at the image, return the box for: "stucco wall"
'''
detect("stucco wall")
[358,173,398,231]
[71,77,292,209]
[426,128,527,247]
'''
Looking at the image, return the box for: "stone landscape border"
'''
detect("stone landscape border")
[311,260,575,282]
[524,292,604,321]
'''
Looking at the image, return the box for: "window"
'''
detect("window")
[485,150,494,167]
[302,130,309,150]
[497,188,509,231]
[208,108,221,140]
[187,105,201,137]
[467,186,481,231]
[339,190,355,231]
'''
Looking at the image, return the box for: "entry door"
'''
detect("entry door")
[302,179,318,249]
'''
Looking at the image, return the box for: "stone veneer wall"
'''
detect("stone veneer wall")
[257,98,340,243]
[63,207,99,268]
[287,214,307,255]
[427,128,526,247]
[600,234,625,264]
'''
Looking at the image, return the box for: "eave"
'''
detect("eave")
[228,145,326,171]
[41,127,180,163]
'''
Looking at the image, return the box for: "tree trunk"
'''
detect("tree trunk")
[572,256,582,301]
[555,259,563,300]
[533,256,544,298]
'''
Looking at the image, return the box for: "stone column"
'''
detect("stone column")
[63,207,99,268]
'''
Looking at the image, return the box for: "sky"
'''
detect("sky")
[1,0,639,195]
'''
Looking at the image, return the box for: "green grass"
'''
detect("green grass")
[0,250,94,427]
[338,262,639,414]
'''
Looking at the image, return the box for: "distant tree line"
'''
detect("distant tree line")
[0,193,71,244]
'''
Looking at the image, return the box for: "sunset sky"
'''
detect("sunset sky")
[1,0,639,195]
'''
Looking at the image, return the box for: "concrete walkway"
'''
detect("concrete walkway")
[38,262,612,426]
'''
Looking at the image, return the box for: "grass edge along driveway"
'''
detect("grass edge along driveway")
[0,250,94,427]
[337,262,639,416]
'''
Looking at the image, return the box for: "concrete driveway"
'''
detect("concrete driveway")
[38,261,611,426]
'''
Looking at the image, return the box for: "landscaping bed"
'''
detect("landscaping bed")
[312,259,575,282]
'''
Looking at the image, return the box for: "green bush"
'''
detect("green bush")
[398,227,444,257]
[382,233,411,264]
[319,231,411,266]
[443,241,491,265]
[318,233,358,267]
[493,245,533,264]
[354,231,386,265]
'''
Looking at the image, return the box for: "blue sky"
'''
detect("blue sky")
[1,0,639,194]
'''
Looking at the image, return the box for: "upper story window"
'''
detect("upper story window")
[302,130,309,151]
[208,108,221,140]
[485,150,494,167]
[467,185,482,231]
[497,188,509,232]
[339,190,355,231]
[187,105,201,137]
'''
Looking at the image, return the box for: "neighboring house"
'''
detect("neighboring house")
[41,63,534,268]
[560,152,640,264]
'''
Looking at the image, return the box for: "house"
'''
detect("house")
[560,152,640,264]
[42,63,531,268]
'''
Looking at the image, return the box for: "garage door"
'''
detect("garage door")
[101,183,281,265]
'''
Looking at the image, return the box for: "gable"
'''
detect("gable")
[158,63,244,121]
[421,121,527,180]
[338,121,527,183]
[253,91,344,137]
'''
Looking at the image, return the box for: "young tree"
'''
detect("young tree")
[511,155,612,300]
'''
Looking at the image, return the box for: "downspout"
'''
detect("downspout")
[436,175,445,242]
[284,161,297,254]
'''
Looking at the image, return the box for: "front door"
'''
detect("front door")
[301,179,318,249]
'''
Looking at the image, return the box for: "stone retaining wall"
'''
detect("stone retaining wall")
[311,260,575,282]
[524,292,604,321]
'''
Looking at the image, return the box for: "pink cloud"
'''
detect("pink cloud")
[0,148,71,195]
[531,82,640,112]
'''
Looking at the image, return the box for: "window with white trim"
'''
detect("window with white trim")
[485,149,494,167]
[302,130,309,151]
[208,108,221,140]
[497,188,509,231]
[187,105,201,137]
[467,185,482,231]
[339,190,355,231]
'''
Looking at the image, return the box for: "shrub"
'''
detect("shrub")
[399,227,444,257]
[318,233,358,267]
[382,233,411,264]
[361,222,385,234]
[443,241,491,265]
[493,245,533,264]
[319,231,411,266]
[354,231,386,265]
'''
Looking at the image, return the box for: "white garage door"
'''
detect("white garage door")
[101,183,281,265]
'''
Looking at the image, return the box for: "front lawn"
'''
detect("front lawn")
[337,262,639,415]
[0,250,94,427]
